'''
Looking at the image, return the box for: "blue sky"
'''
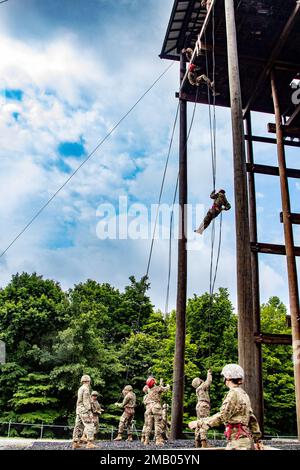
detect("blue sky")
[0,0,298,311]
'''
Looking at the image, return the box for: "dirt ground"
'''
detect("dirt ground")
[0,438,300,451]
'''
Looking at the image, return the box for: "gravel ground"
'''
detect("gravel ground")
[1,439,300,451]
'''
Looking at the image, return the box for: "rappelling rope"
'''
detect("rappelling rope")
[125,101,181,389]
[165,86,200,316]
[204,3,223,365]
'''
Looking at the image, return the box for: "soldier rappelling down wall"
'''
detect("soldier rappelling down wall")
[192,369,212,448]
[114,385,136,442]
[195,190,231,235]
[72,375,96,449]
[188,364,263,450]
[143,377,170,446]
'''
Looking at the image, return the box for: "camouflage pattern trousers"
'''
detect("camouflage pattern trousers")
[73,412,95,442]
[195,402,210,443]
[142,408,154,440]
[144,403,163,440]
[203,207,220,231]
[225,427,255,450]
[118,407,135,436]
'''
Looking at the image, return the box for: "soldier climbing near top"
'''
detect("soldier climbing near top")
[188,364,263,450]
[201,0,212,12]
[114,385,136,442]
[195,189,231,235]
[184,48,216,94]
[192,369,212,448]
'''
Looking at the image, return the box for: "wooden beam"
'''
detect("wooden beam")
[243,2,300,117]
[251,242,300,257]
[246,163,300,179]
[245,112,264,434]
[171,51,188,441]
[254,333,292,345]
[280,213,300,225]
[245,134,300,148]
[225,0,262,429]
[268,123,300,138]
[201,43,300,73]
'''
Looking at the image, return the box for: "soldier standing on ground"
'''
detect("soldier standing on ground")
[143,377,170,447]
[192,369,212,448]
[81,391,104,442]
[72,375,96,449]
[161,403,170,441]
[141,385,154,443]
[188,364,263,450]
[114,385,136,442]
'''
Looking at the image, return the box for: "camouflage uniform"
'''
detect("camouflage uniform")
[194,371,212,445]
[196,190,231,234]
[144,384,170,444]
[161,404,170,441]
[198,386,262,450]
[91,399,103,436]
[73,383,95,443]
[141,386,154,443]
[188,67,213,88]
[116,387,136,440]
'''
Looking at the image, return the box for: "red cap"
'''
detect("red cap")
[189,63,196,73]
[146,377,156,389]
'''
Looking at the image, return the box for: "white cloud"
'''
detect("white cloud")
[0,2,295,313]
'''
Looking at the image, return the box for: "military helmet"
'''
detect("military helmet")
[91,391,98,397]
[123,385,133,392]
[219,189,226,194]
[221,364,244,380]
[80,374,91,383]
[192,377,203,389]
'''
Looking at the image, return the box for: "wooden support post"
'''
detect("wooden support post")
[171,51,187,440]
[224,0,261,421]
[271,71,300,440]
[245,112,264,431]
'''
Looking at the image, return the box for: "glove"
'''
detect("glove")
[188,420,198,430]
[198,418,210,431]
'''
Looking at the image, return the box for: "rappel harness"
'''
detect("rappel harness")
[224,423,252,441]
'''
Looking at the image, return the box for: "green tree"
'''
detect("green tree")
[0,272,69,369]
[261,297,296,435]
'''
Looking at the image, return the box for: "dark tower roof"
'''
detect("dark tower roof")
[160,0,300,123]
